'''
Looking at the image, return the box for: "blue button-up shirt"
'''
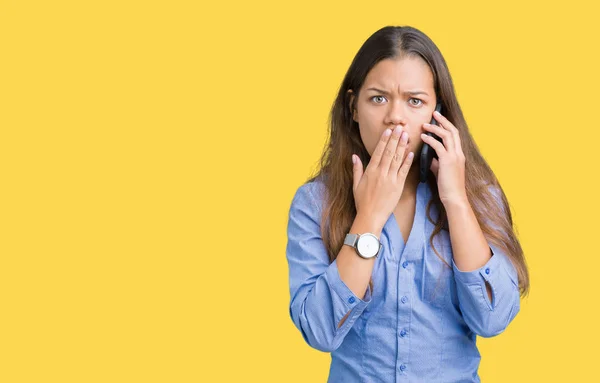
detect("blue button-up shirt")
[286,178,520,382]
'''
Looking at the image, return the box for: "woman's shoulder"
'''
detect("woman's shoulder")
[293,176,327,214]
[288,177,328,230]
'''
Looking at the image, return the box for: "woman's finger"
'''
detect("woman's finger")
[423,123,454,152]
[432,111,462,156]
[352,154,364,192]
[378,126,403,174]
[421,132,447,157]
[367,128,393,171]
[389,129,409,176]
[398,148,414,179]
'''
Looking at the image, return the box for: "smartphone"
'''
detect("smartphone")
[419,101,444,183]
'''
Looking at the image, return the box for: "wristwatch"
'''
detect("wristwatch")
[344,232,382,259]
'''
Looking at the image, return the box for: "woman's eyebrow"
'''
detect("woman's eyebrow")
[365,87,429,96]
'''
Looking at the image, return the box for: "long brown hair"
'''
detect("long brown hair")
[306,26,529,297]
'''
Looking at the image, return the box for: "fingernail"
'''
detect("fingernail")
[434,110,441,116]
[384,129,392,136]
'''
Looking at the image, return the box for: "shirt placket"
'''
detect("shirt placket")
[395,182,428,381]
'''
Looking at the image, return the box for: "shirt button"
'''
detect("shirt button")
[401,296,408,304]
[485,268,490,274]
[348,296,356,304]
[402,261,409,269]
[399,364,407,371]
[400,329,408,337]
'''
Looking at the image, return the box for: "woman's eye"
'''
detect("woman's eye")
[409,98,423,106]
[371,96,387,104]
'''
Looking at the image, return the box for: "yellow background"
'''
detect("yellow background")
[1,0,598,381]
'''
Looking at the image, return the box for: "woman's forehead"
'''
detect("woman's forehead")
[364,57,434,91]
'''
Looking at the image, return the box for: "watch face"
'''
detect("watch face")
[356,234,379,258]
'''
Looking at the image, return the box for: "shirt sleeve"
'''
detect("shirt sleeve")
[286,182,372,352]
[451,244,520,337]
[451,183,521,338]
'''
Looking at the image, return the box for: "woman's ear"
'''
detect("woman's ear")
[347,89,357,122]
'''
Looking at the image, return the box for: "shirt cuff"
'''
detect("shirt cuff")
[326,258,373,310]
[452,244,502,285]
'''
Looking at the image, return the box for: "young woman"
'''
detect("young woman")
[285,26,529,382]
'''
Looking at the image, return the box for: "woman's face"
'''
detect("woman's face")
[349,56,437,166]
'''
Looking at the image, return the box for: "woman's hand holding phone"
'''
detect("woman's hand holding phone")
[351,125,415,232]
[421,110,468,206]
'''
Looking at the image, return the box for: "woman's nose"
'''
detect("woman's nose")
[386,102,406,126]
